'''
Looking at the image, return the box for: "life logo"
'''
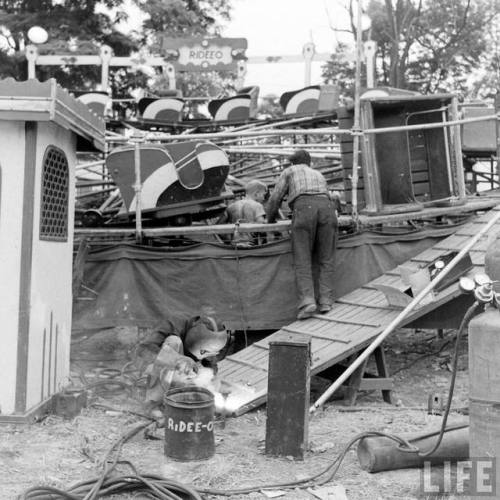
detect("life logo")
[420,458,496,496]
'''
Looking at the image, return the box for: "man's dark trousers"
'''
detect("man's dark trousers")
[291,195,337,309]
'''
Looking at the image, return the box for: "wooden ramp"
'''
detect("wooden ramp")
[218,205,500,415]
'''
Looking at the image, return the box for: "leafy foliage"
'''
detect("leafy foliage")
[0,0,233,97]
[257,94,283,119]
[406,0,493,94]
[469,28,500,100]
[322,0,499,98]
[0,0,136,86]
[139,0,234,99]
[321,42,356,100]
[139,0,231,38]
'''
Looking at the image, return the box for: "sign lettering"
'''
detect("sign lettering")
[166,417,215,433]
[160,37,247,72]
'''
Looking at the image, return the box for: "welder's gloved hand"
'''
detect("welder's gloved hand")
[175,356,199,377]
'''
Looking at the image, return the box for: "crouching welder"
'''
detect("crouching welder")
[139,314,230,418]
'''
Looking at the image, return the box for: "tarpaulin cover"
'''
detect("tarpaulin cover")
[73,223,465,331]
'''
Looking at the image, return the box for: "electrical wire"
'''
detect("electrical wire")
[198,430,416,496]
[18,421,204,500]
[406,300,479,457]
[391,339,451,375]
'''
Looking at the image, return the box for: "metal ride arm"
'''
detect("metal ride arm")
[310,206,500,413]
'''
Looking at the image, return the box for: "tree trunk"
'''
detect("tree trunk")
[385,0,400,88]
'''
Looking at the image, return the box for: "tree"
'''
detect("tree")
[322,0,497,97]
[0,0,233,97]
[469,22,500,100]
[140,0,234,99]
[368,0,496,94]
[405,0,494,94]
[139,0,231,38]
[0,0,135,85]
[321,42,356,100]
[366,0,422,90]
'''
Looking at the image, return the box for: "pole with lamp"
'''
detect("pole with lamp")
[25,26,49,79]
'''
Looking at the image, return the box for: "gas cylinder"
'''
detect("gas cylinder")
[485,233,500,281]
[468,307,500,499]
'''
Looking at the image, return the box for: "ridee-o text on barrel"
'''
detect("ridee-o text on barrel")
[164,386,215,461]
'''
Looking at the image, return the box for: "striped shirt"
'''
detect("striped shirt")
[267,163,329,222]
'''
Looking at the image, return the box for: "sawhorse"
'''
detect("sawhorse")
[344,345,393,405]
[318,345,393,405]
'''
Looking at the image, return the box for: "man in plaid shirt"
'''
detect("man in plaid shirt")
[267,150,338,319]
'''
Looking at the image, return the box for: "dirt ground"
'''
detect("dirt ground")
[0,326,472,500]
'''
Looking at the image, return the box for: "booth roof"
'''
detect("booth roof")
[0,78,105,151]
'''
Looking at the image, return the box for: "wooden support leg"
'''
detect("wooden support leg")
[373,345,394,404]
[344,345,394,406]
[344,357,369,406]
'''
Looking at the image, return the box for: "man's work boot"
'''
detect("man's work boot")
[319,303,332,314]
[297,303,316,320]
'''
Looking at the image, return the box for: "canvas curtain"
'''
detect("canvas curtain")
[73,223,465,331]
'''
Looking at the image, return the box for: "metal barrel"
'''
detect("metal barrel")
[469,309,500,499]
[164,386,215,461]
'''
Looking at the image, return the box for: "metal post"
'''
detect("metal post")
[363,40,377,88]
[350,0,364,221]
[450,97,466,199]
[26,44,38,79]
[165,63,176,91]
[302,42,315,87]
[495,93,500,187]
[99,45,112,91]
[132,133,144,244]
[441,109,455,194]
[236,60,247,90]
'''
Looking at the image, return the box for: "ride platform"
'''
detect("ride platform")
[218,204,500,416]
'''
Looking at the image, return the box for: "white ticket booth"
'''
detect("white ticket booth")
[0,78,105,420]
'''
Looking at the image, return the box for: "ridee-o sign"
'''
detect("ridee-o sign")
[182,46,231,67]
[160,37,247,72]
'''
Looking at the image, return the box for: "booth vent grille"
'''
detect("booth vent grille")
[40,146,69,242]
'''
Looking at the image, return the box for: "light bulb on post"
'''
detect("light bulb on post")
[360,14,372,33]
[27,26,48,45]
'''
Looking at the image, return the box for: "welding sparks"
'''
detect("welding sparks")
[178,366,255,415]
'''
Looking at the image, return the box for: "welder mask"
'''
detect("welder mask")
[184,316,228,361]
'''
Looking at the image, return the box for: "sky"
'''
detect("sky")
[222,0,352,96]
[116,0,353,98]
